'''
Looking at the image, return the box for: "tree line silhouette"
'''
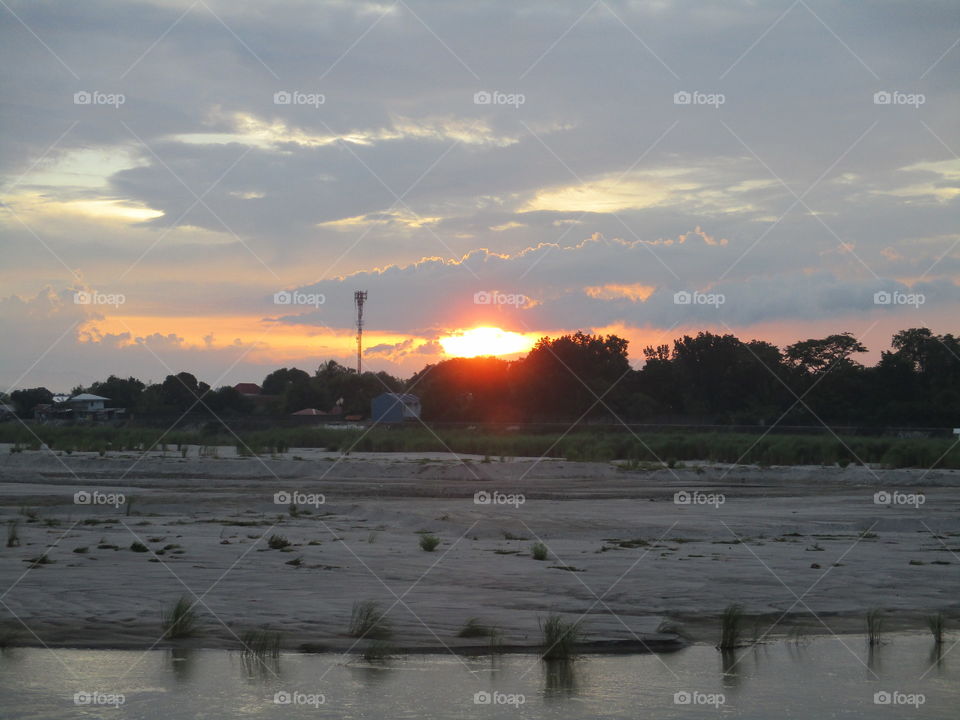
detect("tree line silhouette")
[6,327,958,428]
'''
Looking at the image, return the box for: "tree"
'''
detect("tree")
[409,356,514,422]
[515,332,631,421]
[785,332,866,374]
[159,373,210,412]
[205,386,254,414]
[88,375,145,410]
[261,367,310,396]
[10,387,53,416]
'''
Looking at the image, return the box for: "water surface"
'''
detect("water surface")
[0,634,956,718]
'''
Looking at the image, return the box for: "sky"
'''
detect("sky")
[1,0,958,392]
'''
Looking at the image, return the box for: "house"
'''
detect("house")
[291,408,326,416]
[233,383,262,396]
[68,393,109,413]
[371,393,421,423]
[63,394,125,422]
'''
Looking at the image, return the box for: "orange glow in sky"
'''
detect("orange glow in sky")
[439,326,536,358]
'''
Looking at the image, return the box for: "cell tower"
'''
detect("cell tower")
[354,290,367,374]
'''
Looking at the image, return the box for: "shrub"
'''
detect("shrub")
[532,542,549,561]
[458,617,497,638]
[419,534,441,552]
[130,541,149,552]
[268,534,291,550]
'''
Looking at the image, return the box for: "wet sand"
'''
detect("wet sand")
[1,445,957,653]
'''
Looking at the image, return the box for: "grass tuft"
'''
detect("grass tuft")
[532,541,549,561]
[866,608,884,646]
[162,596,198,639]
[540,614,582,660]
[240,628,282,658]
[717,603,745,650]
[348,600,392,640]
[927,612,945,645]
[6,519,20,547]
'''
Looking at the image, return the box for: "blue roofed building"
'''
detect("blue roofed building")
[371,393,421,423]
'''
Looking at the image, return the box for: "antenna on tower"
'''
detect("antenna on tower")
[354,290,367,374]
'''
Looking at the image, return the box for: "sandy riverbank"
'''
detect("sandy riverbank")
[0,446,957,653]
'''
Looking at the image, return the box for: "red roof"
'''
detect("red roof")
[233,383,262,395]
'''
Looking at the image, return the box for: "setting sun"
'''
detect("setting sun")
[439,326,536,358]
